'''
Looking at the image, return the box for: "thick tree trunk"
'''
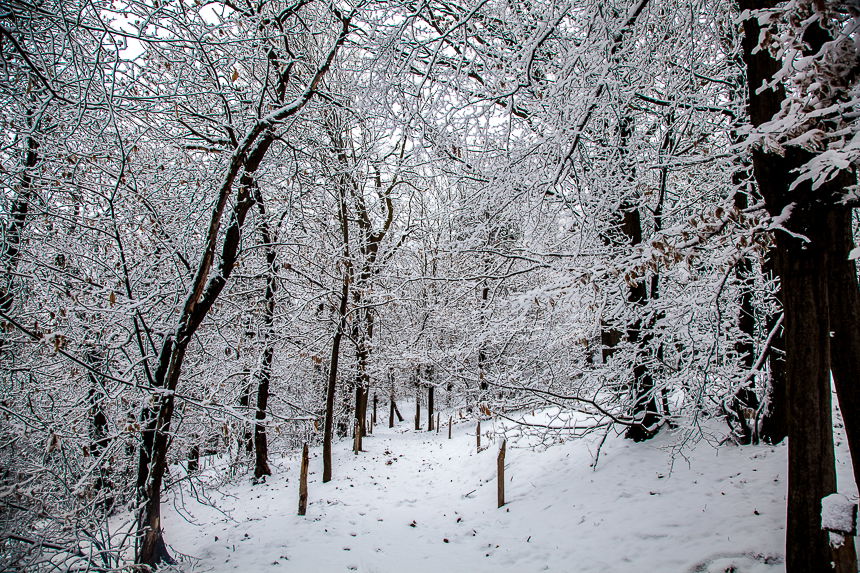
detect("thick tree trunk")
[825,206,860,487]
[771,197,837,572]
[738,7,845,570]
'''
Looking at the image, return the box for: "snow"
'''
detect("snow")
[160,413,858,572]
[822,493,857,534]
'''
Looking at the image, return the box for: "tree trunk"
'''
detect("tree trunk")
[251,184,278,480]
[621,198,659,442]
[772,197,837,572]
[759,261,788,444]
[323,271,349,483]
[427,386,434,431]
[727,187,760,444]
[187,442,200,473]
[253,350,272,480]
[739,6,842,568]
[137,163,259,566]
[414,386,421,430]
[0,128,38,355]
[239,372,254,453]
[825,206,860,487]
[354,385,368,451]
[324,165,353,482]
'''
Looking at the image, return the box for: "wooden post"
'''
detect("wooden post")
[372,393,377,426]
[353,419,360,454]
[298,443,309,515]
[436,413,440,434]
[476,420,481,452]
[389,395,395,428]
[427,386,434,431]
[448,416,452,439]
[497,439,506,508]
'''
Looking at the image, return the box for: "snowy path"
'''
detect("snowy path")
[164,417,855,572]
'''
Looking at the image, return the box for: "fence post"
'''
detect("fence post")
[298,443,309,515]
[497,439,506,508]
[353,419,360,454]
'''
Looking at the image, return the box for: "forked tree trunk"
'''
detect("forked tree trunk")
[136,171,257,567]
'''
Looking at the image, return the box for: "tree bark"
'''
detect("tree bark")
[729,190,760,444]
[739,5,841,569]
[136,170,257,567]
[251,184,279,480]
[825,206,860,487]
[414,386,421,430]
[770,192,837,572]
[427,386,434,431]
[759,257,787,444]
[323,261,350,483]
[0,128,38,355]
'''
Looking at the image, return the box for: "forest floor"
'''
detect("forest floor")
[162,409,857,573]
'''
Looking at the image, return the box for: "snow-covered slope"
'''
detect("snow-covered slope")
[162,414,857,572]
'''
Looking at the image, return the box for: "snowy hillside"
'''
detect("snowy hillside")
[159,414,857,573]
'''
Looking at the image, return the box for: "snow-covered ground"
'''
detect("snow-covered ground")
[162,412,857,573]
